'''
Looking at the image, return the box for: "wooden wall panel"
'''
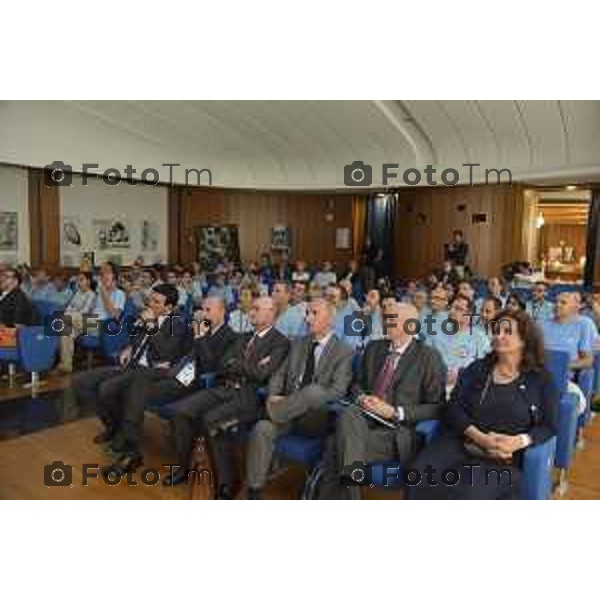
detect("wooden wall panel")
[28,168,60,268]
[178,188,354,267]
[394,184,526,279]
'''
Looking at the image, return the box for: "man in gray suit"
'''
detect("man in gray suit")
[245,297,354,498]
[319,301,446,499]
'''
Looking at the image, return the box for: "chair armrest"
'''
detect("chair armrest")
[415,419,441,444]
[575,368,594,426]
[521,436,557,500]
[556,392,579,469]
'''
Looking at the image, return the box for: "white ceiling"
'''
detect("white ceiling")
[0,100,598,190]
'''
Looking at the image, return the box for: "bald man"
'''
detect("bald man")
[164,297,290,493]
[319,302,446,499]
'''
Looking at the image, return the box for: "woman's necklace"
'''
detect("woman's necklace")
[493,365,520,384]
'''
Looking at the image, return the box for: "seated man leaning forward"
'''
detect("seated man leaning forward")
[245,297,354,499]
[75,284,189,474]
[318,301,446,499]
[163,296,290,496]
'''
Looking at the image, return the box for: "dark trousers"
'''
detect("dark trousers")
[75,366,186,455]
[168,385,262,488]
[406,435,521,500]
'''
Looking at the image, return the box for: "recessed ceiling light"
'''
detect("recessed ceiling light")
[566,185,577,191]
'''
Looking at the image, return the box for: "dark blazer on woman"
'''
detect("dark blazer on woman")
[445,357,558,446]
[407,357,559,499]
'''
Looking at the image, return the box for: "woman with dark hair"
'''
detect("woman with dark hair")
[408,309,558,499]
[506,291,526,312]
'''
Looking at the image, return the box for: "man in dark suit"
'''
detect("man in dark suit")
[164,296,290,495]
[319,301,446,499]
[74,284,189,472]
[0,268,38,326]
[245,297,354,498]
[136,295,238,404]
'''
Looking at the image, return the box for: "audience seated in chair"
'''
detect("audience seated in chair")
[541,292,598,415]
[419,287,450,340]
[408,309,558,500]
[229,286,256,333]
[526,282,554,322]
[61,266,125,371]
[272,281,307,338]
[56,271,97,372]
[74,284,189,475]
[245,297,354,499]
[425,293,490,390]
[318,301,446,499]
[0,268,38,327]
[313,261,337,290]
[162,296,289,497]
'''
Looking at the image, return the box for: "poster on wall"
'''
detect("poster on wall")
[93,219,131,250]
[62,216,83,250]
[271,225,291,251]
[141,219,159,252]
[0,211,18,251]
[196,225,240,271]
[335,227,351,249]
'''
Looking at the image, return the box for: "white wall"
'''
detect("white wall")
[60,175,168,267]
[0,164,29,264]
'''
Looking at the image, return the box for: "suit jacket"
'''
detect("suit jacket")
[218,327,290,389]
[268,333,354,406]
[128,313,189,368]
[0,288,38,327]
[188,324,238,384]
[356,338,446,425]
[445,357,558,446]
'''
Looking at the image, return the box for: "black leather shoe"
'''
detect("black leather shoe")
[103,453,143,478]
[163,467,189,486]
[217,484,234,500]
[93,430,114,444]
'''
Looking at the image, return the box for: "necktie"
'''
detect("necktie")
[373,352,400,399]
[244,333,258,359]
[130,333,150,368]
[301,341,319,386]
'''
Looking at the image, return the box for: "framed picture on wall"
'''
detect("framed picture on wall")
[0,211,18,251]
[62,216,82,249]
[93,219,131,249]
[195,225,241,271]
[271,225,291,251]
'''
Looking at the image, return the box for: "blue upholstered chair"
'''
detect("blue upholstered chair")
[0,325,59,392]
